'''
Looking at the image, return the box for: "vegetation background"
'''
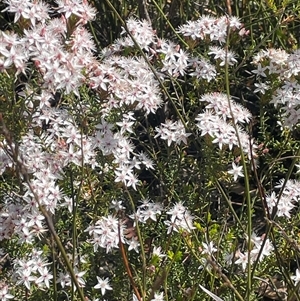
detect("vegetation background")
[1,0,300,301]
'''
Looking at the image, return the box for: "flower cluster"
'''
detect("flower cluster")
[3,0,50,26]
[86,215,122,253]
[165,202,195,234]
[1,3,96,96]
[188,57,216,81]
[157,40,189,77]
[0,0,282,300]
[94,117,156,189]
[234,233,274,271]
[87,200,193,255]
[155,120,191,146]
[177,15,244,70]
[208,46,237,66]
[177,15,242,42]
[252,48,300,127]
[131,198,163,224]
[90,56,164,115]
[57,269,86,291]
[107,16,219,80]
[266,179,300,218]
[196,92,253,154]
[119,18,156,51]
[14,249,53,290]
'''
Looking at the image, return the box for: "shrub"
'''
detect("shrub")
[1,1,300,301]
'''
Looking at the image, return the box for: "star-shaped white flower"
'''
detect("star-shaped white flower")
[94,276,112,296]
[228,162,244,181]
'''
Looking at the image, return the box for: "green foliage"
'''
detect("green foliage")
[2,0,300,301]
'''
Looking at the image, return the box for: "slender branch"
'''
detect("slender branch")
[118,223,142,301]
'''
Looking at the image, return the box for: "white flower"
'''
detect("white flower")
[292,269,300,286]
[0,285,14,301]
[36,267,53,288]
[16,268,36,290]
[202,241,217,255]
[73,270,86,289]
[127,238,140,253]
[252,63,267,77]
[250,238,274,262]
[151,292,164,301]
[228,162,244,181]
[94,276,113,295]
[152,246,166,258]
[133,294,139,301]
[235,250,249,271]
[254,82,269,94]
[56,272,70,288]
